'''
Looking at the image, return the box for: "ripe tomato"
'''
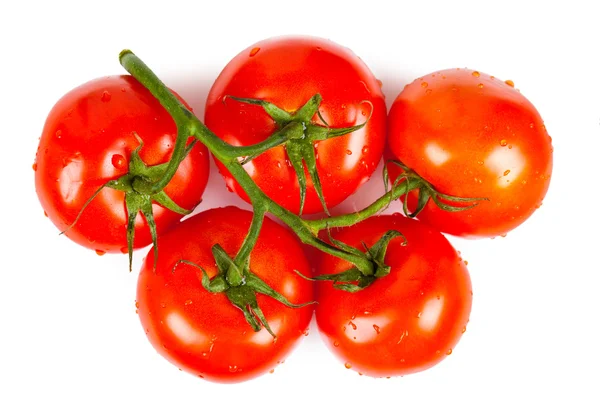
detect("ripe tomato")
[34,75,210,254]
[205,36,386,214]
[315,214,472,377]
[387,68,553,238]
[136,207,314,383]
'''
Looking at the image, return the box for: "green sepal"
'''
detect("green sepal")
[245,271,316,309]
[225,95,291,126]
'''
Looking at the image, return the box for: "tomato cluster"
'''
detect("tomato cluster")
[34,36,553,383]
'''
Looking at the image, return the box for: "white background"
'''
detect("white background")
[2,0,599,409]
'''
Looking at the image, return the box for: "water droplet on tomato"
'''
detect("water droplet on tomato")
[462,326,467,333]
[160,302,166,308]
[229,365,238,373]
[135,301,140,309]
[500,139,508,146]
[344,362,352,369]
[503,169,511,176]
[472,71,480,77]
[101,91,112,102]
[346,149,352,155]
[269,369,275,374]
[184,299,193,306]
[32,162,37,171]
[333,341,340,347]
[316,46,322,51]
[446,349,453,355]
[43,211,48,218]
[111,154,127,170]
[304,330,309,336]
[425,89,432,95]
[421,81,428,88]
[121,87,126,92]
[464,260,469,266]
[376,79,383,88]
[249,47,260,57]
[349,321,357,330]
[95,249,106,256]
[120,246,128,254]
[505,79,515,87]
[436,350,441,355]
[416,312,422,318]
[477,83,484,89]
[373,324,381,334]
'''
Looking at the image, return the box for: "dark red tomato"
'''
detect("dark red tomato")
[34,75,210,254]
[315,214,472,377]
[205,36,386,214]
[387,68,553,238]
[136,207,314,383]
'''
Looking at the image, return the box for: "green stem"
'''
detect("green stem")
[119,50,374,274]
[306,177,424,232]
[234,205,266,265]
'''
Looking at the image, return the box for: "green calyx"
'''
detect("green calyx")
[61,135,195,271]
[227,94,371,215]
[383,159,489,218]
[300,229,406,292]
[176,244,315,338]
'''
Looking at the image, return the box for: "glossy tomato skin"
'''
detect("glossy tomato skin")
[205,36,387,214]
[387,68,553,238]
[315,214,472,377]
[136,207,314,383]
[34,76,210,253]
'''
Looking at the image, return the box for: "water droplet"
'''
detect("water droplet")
[376,79,383,88]
[121,87,126,92]
[477,83,484,89]
[43,211,48,218]
[508,144,513,149]
[349,321,357,330]
[160,302,166,308]
[446,349,453,355]
[373,324,381,334]
[425,88,432,95]
[316,46,322,51]
[462,326,467,333]
[55,130,62,138]
[421,81,428,88]
[95,249,106,256]
[304,330,309,336]
[111,154,127,170]
[269,369,275,374]
[184,299,193,306]
[135,301,140,309]
[32,162,37,171]
[472,71,480,78]
[464,260,469,266]
[120,246,128,254]
[229,365,238,373]
[344,362,352,369]
[529,123,534,128]
[333,341,340,347]
[249,47,260,57]
[416,312,422,318]
[500,139,508,146]
[503,169,511,176]
[436,350,441,355]
[101,91,112,102]
[477,160,484,166]
[505,79,515,87]
[346,149,352,155]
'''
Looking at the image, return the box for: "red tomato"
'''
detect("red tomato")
[205,36,386,214]
[315,214,472,377]
[136,207,314,383]
[387,68,553,238]
[34,75,210,254]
